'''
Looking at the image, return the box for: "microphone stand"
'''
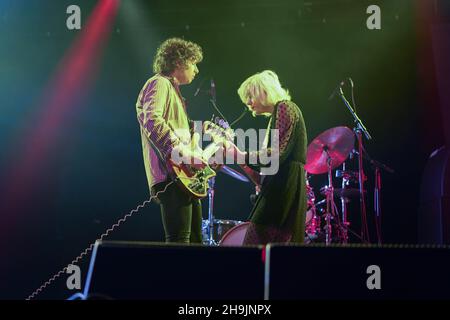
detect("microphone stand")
[365,151,394,245]
[207,177,218,246]
[205,78,220,246]
[337,87,372,243]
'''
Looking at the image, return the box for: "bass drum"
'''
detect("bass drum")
[219,207,321,245]
[219,211,319,246]
[219,221,250,246]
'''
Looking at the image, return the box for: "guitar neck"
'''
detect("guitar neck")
[202,142,223,161]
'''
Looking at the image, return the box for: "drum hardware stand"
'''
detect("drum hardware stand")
[323,148,337,246]
[335,162,360,243]
[339,163,350,244]
[305,174,320,241]
[204,79,221,246]
[206,176,218,246]
[374,166,382,244]
[305,126,354,245]
[337,84,372,243]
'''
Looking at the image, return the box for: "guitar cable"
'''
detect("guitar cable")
[26,181,175,300]
[230,108,247,127]
[209,99,228,123]
[208,98,247,128]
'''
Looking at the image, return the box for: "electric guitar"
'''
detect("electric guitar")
[167,119,235,198]
[206,119,261,188]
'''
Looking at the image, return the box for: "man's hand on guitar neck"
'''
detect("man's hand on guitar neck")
[172,131,207,170]
[171,144,207,170]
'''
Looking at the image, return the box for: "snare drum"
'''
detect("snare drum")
[202,219,243,244]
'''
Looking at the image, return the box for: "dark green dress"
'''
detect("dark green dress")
[244,100,307,244]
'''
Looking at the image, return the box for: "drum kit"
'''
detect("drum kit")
[304,126,359,245]
[201,125,372,246]
[303,124,393,245]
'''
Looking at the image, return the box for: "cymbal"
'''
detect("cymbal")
[219,165,249,183]
[305,126,355,174]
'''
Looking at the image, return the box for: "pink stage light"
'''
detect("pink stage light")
[0,0,120,233]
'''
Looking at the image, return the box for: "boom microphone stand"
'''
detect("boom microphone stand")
[336,83,372,243]
[365,152,394,245]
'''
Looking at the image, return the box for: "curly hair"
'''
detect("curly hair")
[152,38,203,75]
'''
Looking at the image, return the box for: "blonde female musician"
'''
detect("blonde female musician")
[226,70,308,244]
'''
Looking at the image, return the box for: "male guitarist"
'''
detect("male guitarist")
[136,38,206,243]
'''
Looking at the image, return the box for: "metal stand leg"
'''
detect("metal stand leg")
[340,163,349,244]
[324,151,336,246]
[374,167,382,244]
[355,129,370,243]
[207,177,218,246]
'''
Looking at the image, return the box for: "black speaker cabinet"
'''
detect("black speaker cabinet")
[83,241,265,300]
[419,146,450,244]
[266,244,450,299]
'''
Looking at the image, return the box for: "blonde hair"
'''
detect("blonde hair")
[237,70,291,113]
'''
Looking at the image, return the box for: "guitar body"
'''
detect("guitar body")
[168,159,216,199]
[166,119,235,199]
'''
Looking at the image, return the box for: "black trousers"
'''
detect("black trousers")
[152,181,203,243]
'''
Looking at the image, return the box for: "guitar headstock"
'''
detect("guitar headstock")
[203,117,235,143]
[214,117,229,129]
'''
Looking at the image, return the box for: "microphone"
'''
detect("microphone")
[210,78,216,101]
[328,80,345,100]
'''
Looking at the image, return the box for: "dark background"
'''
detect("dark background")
[0,0,447,299]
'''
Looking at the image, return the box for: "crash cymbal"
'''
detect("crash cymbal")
[305,126,355,174]
[219,165,249,183]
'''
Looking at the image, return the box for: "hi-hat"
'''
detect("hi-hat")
[305,126,355,174]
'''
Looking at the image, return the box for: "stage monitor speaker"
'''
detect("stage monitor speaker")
[83,241,265,300]
[266,244,450,300]
[419,146,450,244]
